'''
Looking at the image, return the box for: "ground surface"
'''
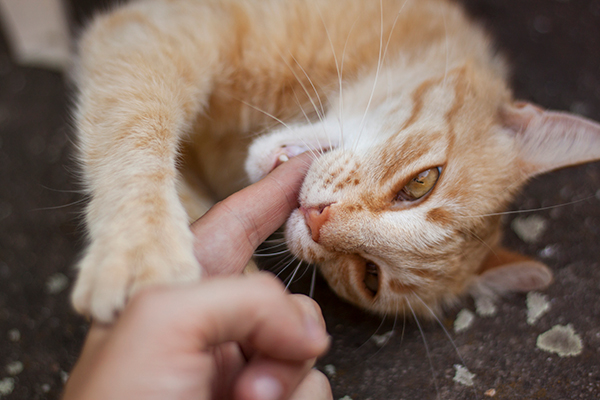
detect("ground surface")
[0,0,599,399]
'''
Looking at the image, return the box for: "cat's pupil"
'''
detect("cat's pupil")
[396,167,441,202]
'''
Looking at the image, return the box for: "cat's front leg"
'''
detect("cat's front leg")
[71,1,224,322]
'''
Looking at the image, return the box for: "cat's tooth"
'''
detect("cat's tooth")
[278,154,290,163]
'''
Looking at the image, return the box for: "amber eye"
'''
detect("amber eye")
[396,167,441,202]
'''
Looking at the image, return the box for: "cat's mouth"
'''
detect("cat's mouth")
[363,261,380,298]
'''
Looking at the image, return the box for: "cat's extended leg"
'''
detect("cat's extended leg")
[72,2,225,322]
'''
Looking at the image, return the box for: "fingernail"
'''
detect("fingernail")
[253,375,283,400]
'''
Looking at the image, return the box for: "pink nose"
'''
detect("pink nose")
[300,204,332,243]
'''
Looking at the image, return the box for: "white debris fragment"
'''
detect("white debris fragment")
[538,244,557,258]
[5,361,23,376]
[484,388,497,397]
[323,364,336,378]
[454,309,475,333]
[45,273,69,294]
[60,370,69,383]
[7,329,20,342]
[370,330,393,347]
[475,296,497,317]
[0,377,15,396]
[41,383,51,393]
[596,189,600,201]
[511,215,548,243]
[526,292,550,325]
[453,364,475,387]
[339,396,353,400]
[536,324,583,357]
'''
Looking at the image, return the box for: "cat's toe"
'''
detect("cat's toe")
[72,248,202,323]
[246,142,310,182]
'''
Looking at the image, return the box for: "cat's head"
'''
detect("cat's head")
[247,65,600,317]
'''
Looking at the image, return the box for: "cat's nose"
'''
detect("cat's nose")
[300,204,332,243]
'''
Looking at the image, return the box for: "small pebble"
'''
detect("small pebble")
[484,388,497,397]
[41,383,51,393]
[45,273,69,294]
[539,244,558,258]
[453,364,475,387]
[323,364,336,378]
[370,330,393,347]
[526,292,550,325]
[511,215,548,243]
[5,361,23,376]
[7,329,20,342]
[454,309,475,333]
[537,324,583,357]
[0,377,15,396]
[475,296,497,317]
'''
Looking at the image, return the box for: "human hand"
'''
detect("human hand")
[191,152,314,276]
[63,154,333,400]
[62,274,331,400]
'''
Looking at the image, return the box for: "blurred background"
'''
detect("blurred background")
[0,0,599,399]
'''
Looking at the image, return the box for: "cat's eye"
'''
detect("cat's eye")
[396,167,441,202]
[363,262,379,297]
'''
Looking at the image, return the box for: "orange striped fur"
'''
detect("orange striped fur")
[73,0,600,321]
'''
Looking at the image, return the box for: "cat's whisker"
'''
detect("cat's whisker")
[39,184,87,195]
[284,260,303,291]
[315,5,339,154]
[380,0,409,67]
[289,88,329,159]
[468,195,597,219]
[288,52,326,122]
[462,227,497,256]
[226,94,295,133]
[414,294,480,398]
[252,249,291,257]
[356,312,388,353]
[255,241,288,253]
[354,0,384,152]
[33,197,88,211]
[400,302,407,347]
[309,264,317,298]
[337,17,360,152]
[442,11,450,89]
[271,257,299,280]
[407,299,441,400]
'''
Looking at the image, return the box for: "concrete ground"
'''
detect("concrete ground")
[0,0,599,399]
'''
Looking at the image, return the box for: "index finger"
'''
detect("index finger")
[191,152,313,276]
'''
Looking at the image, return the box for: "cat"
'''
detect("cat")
[71,0,600,322]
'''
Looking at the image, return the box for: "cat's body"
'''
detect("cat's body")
[73,0,600,322]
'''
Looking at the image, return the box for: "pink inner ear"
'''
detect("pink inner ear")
[478,261,553,294]
[501,101,600,177]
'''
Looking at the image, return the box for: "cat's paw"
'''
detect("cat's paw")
[246,141,310,183]
[245,125,339,183]
[72,235,201,322]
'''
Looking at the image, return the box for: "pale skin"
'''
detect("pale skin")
[62,154,333,400]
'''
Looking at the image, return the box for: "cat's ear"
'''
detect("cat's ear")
[472,248,553,295]
[502,102,600,178]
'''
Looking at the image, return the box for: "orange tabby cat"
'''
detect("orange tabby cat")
[72,0,600,322]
